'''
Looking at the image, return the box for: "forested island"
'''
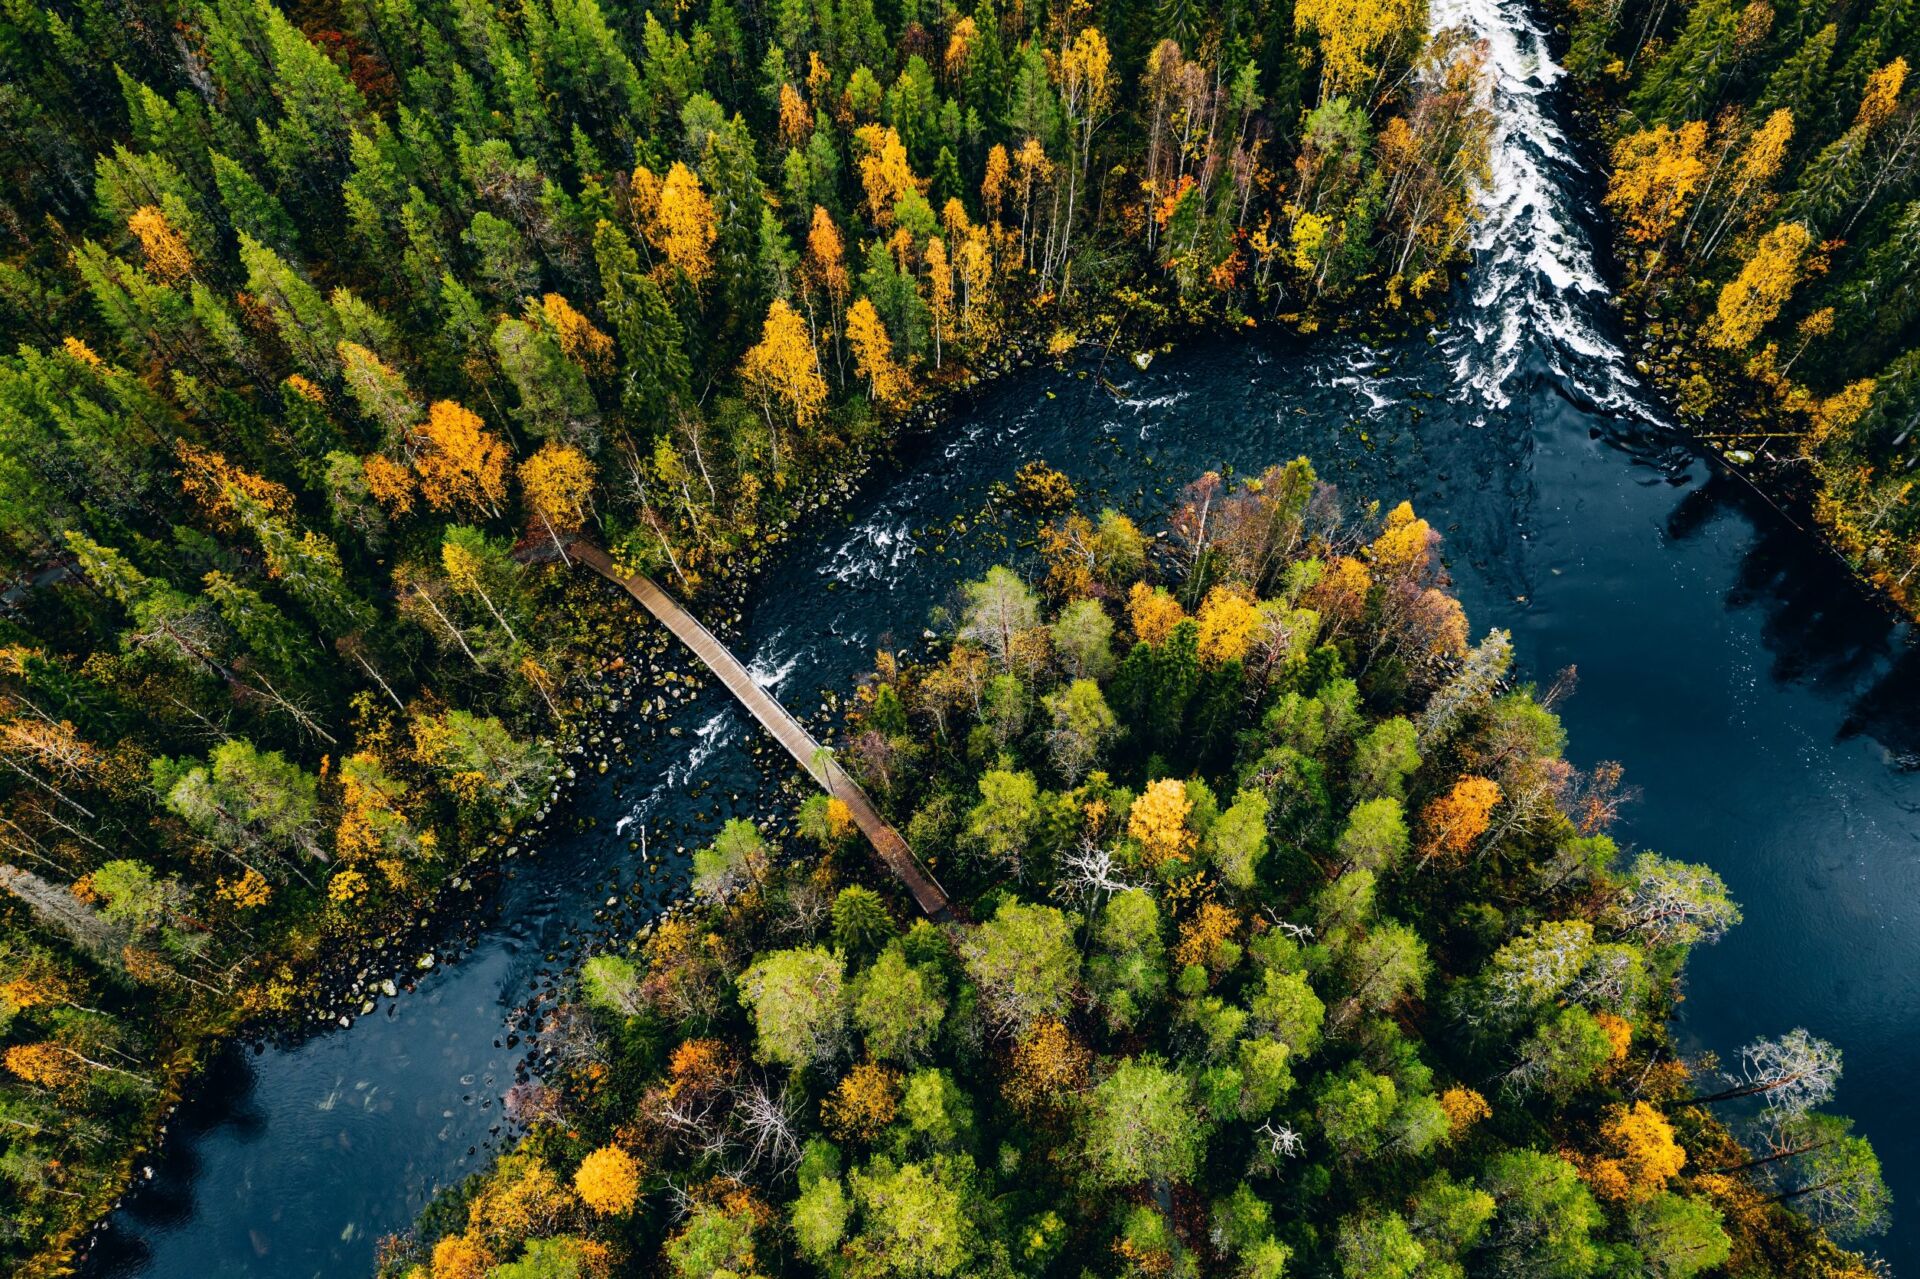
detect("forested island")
[0,0,1910,1271]
[377,465,1887,1278]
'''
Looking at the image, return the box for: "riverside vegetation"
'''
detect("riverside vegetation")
[0,0,1505,1268]
[1575,0,1920,615]
[381,462,1887,1279]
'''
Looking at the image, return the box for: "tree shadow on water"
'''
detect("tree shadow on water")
[83,1046,264,1275]
[1667,472,1920,764]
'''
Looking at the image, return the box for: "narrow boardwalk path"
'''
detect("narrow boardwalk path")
[569,541,953,920]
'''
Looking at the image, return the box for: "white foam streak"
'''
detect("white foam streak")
[1432,0,1648,417]
[824,516,917,583]
[747,635,802,692]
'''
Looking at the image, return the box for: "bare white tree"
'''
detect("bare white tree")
[733,1077,804,1174]
[1696,1029,1842,1118]
[1611,852,1742,948]
[1261,910,1316,944]
[1256,1120,1306,1161]
[1058,838,1137,909]
[1417,628,1512,750]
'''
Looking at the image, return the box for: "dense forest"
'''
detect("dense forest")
[1574,0,1920,615]
[379,462,1887,1279]
[0,0,1505,1269]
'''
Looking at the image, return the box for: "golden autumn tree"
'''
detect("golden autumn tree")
[944,15,977,75]
[777,82,812,147]
[956,224,998,344]
[175,442,296,532]
[1174,901,1242,972]
[1368,501,1435,580]
[1052,26,1114,277]
[128,205,195,281]
[410,400,510,517]
[363,454,418,517]
[1594,1011,1633,1062]
[821,1061,901,1139]
[1605,121,1709,248]
[0,950,76,1020]
[519,442,597,549]
[1195,585,1260,666]
[855,125,920,225]
[634,161,717,285]
[1294,0,1424,101]
[1589,1102,1687,1203]
[1127,581,1187,646]
[541,293,615,374]
[1129,777,1195,868]
[1439,1086,1491,1138]
[981,143,1011,226]
[845,296,913,410]
[464,1154,575,1245]
[1805,379,1877,451]
[61,335,104,369]
[804,205,851,373]
[740,298,828,461]
[1004,1016,1092,1115]
[430,1235,495,1279]
[925,235,955,367]
[1012,138,1054,263]
[1419,776,1502,867]
[1855,57,1909,132]
[1737,108,1794,190]
[5,1041,86,1093]
[1709,221,1812,349]
[1694,109,1795,262]
[574,1145,641,1215]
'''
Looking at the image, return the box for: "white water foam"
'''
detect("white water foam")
[746,635,803,692]
[824,516,918,583]
[613,708,739,834]
[1430,0,1649,418]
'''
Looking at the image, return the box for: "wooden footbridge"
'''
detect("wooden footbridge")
[567,541,953,920]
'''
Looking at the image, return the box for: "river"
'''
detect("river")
[87,0,1920,1274]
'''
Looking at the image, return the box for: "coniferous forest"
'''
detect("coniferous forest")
[0,0,1910,1273]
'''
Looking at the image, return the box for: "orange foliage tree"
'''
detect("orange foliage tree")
[541,293,615,374]
[128,205,195,281]
[410,400,510,518]
[429,1234,494,1279]
[845,297,913,410]
[633,161,717,285]
[574,1145,642,1215]
[519,443,597,547]
[741,299,829,461]
[1588,1101,1686,1203]
[1127,582,1187,646]
[1419,776,1502,867]
[1604,122,1709,250]
[1195,585,1260,666]
[821,1061,901,1139]
[1128,778,1195,869]
[1708,221,1812,350]
[1003,1016,1091,1115]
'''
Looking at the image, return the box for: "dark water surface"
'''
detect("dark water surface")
[89,1,1920,1273]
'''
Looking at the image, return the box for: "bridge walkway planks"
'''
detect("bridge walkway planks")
[568,540,953,921]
